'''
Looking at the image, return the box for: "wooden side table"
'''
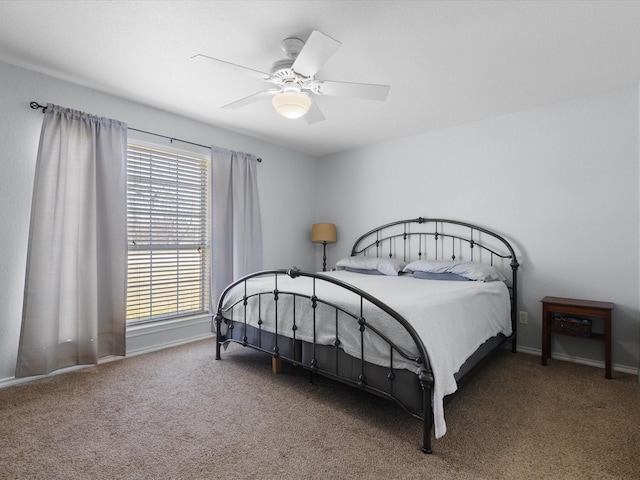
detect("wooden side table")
[541,296,614,379]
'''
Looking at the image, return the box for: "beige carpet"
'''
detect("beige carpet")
[0,338,638,480]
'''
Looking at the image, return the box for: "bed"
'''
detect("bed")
[214,217,520,453]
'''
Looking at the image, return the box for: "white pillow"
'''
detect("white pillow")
[402,260,458,274]
[403,259,507,282]
[335,256,406,276]
[449,262,507,282]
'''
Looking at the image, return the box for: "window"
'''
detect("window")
[126,144,209,324]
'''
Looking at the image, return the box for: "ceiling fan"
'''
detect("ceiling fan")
[192,30,390,124]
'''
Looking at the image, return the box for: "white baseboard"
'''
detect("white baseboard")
[516,345,639,377]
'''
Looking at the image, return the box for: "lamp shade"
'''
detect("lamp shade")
[311,223,337,244]
[272,91,312,119]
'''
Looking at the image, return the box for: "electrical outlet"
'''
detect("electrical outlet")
[519,311,528,324]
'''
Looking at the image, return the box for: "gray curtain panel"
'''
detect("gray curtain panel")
[210,146,263,312]
[15,104,127,378]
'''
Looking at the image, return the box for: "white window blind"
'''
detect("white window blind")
[126,144,209,324]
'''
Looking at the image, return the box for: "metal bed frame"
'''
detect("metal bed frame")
[214,217,519,453]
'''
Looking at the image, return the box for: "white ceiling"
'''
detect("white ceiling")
[1,1,640,157]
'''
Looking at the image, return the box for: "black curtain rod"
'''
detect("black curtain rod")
[29,101,262,162]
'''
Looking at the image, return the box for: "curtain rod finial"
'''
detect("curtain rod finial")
[30,101,47,113]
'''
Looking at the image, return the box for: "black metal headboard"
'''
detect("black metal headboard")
[351,217,520,351]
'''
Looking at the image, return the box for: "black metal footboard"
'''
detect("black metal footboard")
[215,267,435,454]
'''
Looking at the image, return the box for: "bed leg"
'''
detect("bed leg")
[421,413,433,454]
[214,313,222,360]
[421,425,433,454]
[419,369,434,454]
[272,356,282,374]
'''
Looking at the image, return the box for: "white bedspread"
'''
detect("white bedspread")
[220,270,512,439]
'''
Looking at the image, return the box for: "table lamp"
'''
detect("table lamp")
[311,223,337,271]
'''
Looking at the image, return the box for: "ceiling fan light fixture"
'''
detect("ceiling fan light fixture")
[272,91,312,119]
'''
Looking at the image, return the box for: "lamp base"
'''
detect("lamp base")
[322,242,328,271]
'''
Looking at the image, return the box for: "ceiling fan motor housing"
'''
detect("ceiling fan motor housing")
[270,58,310,90]
[269,37,309,85]
[270,59,295,76]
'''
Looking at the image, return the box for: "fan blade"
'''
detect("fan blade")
[291,30,341,78]
[191,54,272,81]
[222,89,279,109]
[304,100,325,125]
[313,80,390,101]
